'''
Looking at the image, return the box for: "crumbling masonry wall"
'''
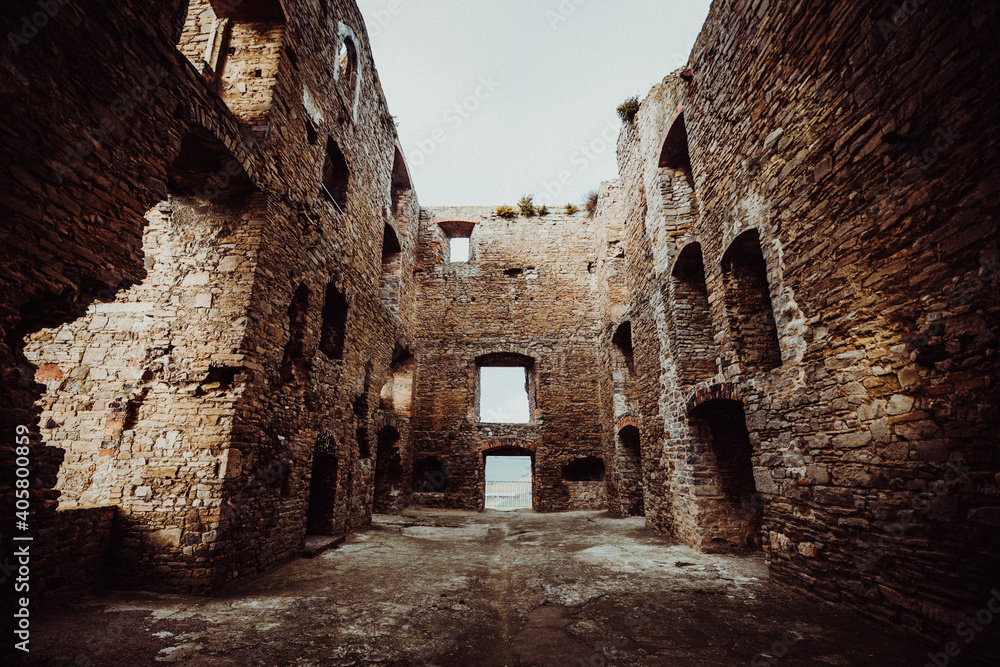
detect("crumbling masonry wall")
[3,0,418,595]
[410,208,606,512]
[604,0,999,632]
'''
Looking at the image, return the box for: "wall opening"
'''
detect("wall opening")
[319,283,348,360]
[177,1,285,124]
[485,454,532,511]
[690,399,762,550]
[278,284,310,385]
[617,425,644,516]
[338,35,358,101]
[721,230,781,370]
[373,425,403,513]
[561,456,606,481]
[671,243,718,384]
[379,345,414,417]
[476,354,535,424]
[321,139,349,213]
[449,237,471,263]
[413,456,447,493]
[379,223,403,312]
[306,434,338,535]
[439,220,476,264]
[390,147,413,221]
[659,113,695,191]
[612,321,635,375]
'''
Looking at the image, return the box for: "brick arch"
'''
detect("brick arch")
[615,415,640,433]
[373,413,402,435]
[686,383,743,413]
[481,438,536,454]
[667,237,704,278]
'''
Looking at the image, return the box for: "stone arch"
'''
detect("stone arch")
[336,23,364,119]
[373,424,403,513]
[721,229,781,370]
[616,424,644,516]
[670,242,718,384]
[687,398,763,551]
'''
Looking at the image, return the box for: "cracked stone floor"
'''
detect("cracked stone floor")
[29,509,998,666]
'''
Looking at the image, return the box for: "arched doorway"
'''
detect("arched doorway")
[617,425,644,516]
[373,425,403,513]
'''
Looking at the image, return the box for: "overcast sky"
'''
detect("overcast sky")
[357,0,713,207]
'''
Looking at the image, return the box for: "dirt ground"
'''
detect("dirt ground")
[27,509,999,666]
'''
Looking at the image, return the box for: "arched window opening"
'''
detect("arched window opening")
[321,139,349,213]
[690,399,762,550]
[612,321,635,375]
[413,456,447,493]
[391,147,413,221]
[561,456,606,482]
[659,113,694,191]
[279,284,311,385]
[617,426,644,516]
[319,283,348,360]
[721,230,781,370]
[379,345,414,417]
[380,223,403,312]
[373,426,403,513]
[671,243,718,384]
[306,434,338,535]
[338,36,358,100]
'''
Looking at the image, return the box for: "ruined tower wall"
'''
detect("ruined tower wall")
[4,0,418,593]
[411,207,606,512]
[613,0,999,631]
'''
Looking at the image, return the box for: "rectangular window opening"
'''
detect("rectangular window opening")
[449,237,470,263]
[479,366,530,424]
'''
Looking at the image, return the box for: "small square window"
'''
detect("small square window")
[449,237,470,263]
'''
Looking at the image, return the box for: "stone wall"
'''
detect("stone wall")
[3,0,418,594]
[606,0,999,632]
[37,506,115,600]
[410,207,606,512]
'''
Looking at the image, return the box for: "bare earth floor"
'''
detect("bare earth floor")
[29,510,994,666]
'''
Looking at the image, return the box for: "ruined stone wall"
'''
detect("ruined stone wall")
[3,0,418,595]
[611,0,999,632]
[411,207,606,512]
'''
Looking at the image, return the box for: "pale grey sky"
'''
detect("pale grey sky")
[486,456,532,482]
[480,366,530,423]
[357,0,713,207]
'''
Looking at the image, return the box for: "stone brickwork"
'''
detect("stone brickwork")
[1,0,997,645]
[410,207,607,512]
[2,0,418,596]
[603,0,999,634]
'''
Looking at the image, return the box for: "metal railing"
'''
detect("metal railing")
[485,480,532,510]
